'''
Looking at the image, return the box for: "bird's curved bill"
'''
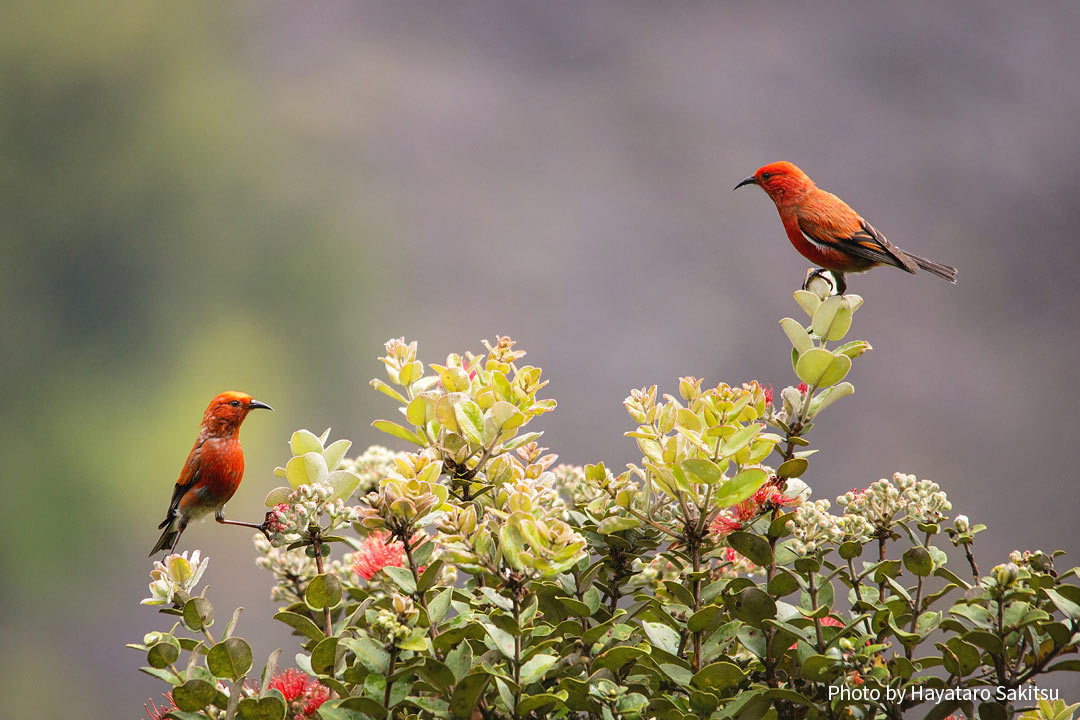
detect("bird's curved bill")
[733,176,757,190]
[249,400,273,411]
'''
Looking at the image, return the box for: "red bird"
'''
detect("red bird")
[149,391,272,556]
[735,161,956,293]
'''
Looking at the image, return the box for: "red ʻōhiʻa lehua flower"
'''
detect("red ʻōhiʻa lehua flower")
[268,669,330,718]
[735,161,957,294]
[149,391,272,556]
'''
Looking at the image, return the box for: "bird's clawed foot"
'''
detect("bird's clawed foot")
[802,268,846,296]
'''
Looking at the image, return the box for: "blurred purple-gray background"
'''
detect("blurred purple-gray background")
[3,1,1079,715]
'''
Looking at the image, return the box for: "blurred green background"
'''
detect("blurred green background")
[3,1,1080,715]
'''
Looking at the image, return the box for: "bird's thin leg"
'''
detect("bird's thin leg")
[216,509,271,538]
[170,521,186,554]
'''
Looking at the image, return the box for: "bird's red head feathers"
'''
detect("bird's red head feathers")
[202,391,272,436]
[736,161,815,203]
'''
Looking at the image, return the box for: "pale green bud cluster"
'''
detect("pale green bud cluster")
[897,473,952,524]
[372,594,420,644]
[786,500,844,555]
[266,483,364,547]
[141,550,209,606]
[837,476,908,531]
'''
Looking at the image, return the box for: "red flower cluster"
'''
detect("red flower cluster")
[352,530,406,580]
[142,695,175,720]
[710,484,800,538]
[268,669,330,719]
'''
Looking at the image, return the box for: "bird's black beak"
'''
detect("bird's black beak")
[733,176,757,190]
[248,399,273,411]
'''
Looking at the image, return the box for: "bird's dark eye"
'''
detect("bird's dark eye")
[230,400,241,407]
[761,172,772,180]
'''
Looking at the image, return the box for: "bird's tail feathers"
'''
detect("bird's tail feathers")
[903,252,958,284]
[149,514,178,557]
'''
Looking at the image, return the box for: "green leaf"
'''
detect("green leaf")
[838,541,864,560]
[519,654,557,685]
[397,628,430,652]
[728,531,774,567]
[207,638,253,680]
[809,382,854,415]
[517,692,568,716]
[172,679,224,712]
[726,587,777,628]
[273,611,325,642]
[642,620,680,654]
[147,639,180,669]
[264,486,291,507]
[682,458,723,484]
[381,565,417,595]
[450,673,490,719]
[427,587,453,625]
[795,348,851,388]
[780,317,813,353]
[369,378,408,404]
[721,423,763,457]
[713,468,768,508]
[776,458,808,479]
[687,605,725,634]
[481,622,516,659]
[454,399,486,445]
[371,419,427,446]
[326,470,360,502]
[793,290,821,318]
[445,640,473,681]
[305,573,343,611]
[340,636,390,674]
[311,636,340,675]
[285,452,329,489]
[691,661,744,691]
[903,546,934,576]
[406,395,434,426]
[1045,588,1080,620]
[598,516,641,534]
[290,429,324,456]
[419,658,457,693]
[812,296,854,341]
[237,695,286,720]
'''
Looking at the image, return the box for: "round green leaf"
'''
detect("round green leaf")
[903,546,934,576]
[727,531,774,567]
[172,678,222,711]
[776,458,808,479]
[795,348,851,388]
[183,596,214,632]
[812,296,854,341]
[838,540,864,560]
[305,573,343,611]
[147,639,180,669]
[691,661,744,691]
[237,695,287,720]
[726,587,777,628]
[207,637,253,679]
